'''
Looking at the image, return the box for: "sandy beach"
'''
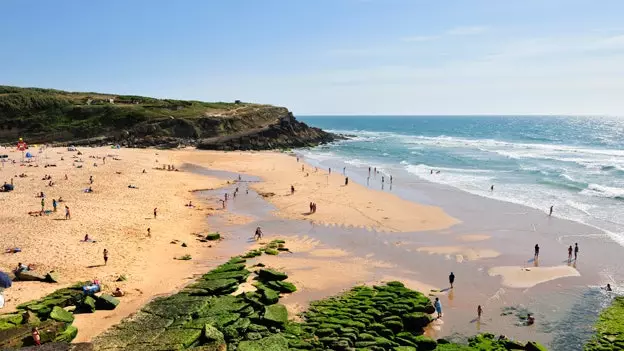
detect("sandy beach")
[1,146,619,348]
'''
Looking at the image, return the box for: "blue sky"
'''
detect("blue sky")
[2,0,624,115]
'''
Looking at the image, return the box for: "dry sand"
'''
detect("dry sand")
[175,150,459,233]
[0,146,230,340]
[488,265,581,288]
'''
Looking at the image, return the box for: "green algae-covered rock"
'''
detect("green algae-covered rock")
[238,334,289,351]
[258,269,288,281]
[263,304,288,326]
[0,314,23,326]
[260,287,280,305]
[265,280,297,293]
[54,325,78,342]
[242,250,262,259]
[187,278,239,295]
[403,312,432,331]
[412,335,437,350]
[201,270,250,282]
[394,347,416,351]
[151,327,202,348]
[49,306,74,323]
[264,249,279,255]
[96,294,120,310]
[206,233,221,241]
[82,295,96,313]
[203,324,225,344]
[525,341,549,351]
[584,296,624,351]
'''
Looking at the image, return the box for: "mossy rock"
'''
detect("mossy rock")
[238,334,289,351]
[525,341,549,351]
[151,328,202,348]
[187,278,239,295]
[82,295,96,313]
[264,249,279,255]
[393,347,416,351]
[203,324,225,344]
[258,269,288,281]
[242,250,263,258]
[260,287,280,305]
[265,280,297,293]
[402,312,432,331]
[228,256,247,264]
[49,306,74,323]
[201,270,250,283]
[288,339,314,349]
[96,294,120,310]
[206,233,221,241]
[54,325,78,342]
[262,304,288,327]
[0,314,24,326]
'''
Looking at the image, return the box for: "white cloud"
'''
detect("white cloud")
[446,26,489,36]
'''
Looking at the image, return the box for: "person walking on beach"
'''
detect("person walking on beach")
[345,177,349,186]
[291,185,295,195]
[434,298,442,318]
[390,175,393,184]
[574,243,579,260]
[52,199,57,212]
[368,167,371,176]
[329,168,331,175]
[40,198,45,213]
[449,272,455,288]
[89,175,93,184]
[65,206,71,220]
[103,249,108,265]
[534,244,540,260]
[477,305,483,319]
[147,228,151,238]
[153,208,158,219]
[490,185,494,191]
[254,227,263,240]
[549,205,553,216]
[567,245,573,262]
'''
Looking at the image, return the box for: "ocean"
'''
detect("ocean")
[299,115,624,247]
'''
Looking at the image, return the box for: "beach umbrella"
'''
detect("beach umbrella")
[0,271,12,288]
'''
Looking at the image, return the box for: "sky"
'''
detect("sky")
[2,0,624,115]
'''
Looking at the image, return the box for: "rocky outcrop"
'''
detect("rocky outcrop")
[0,86,336,150]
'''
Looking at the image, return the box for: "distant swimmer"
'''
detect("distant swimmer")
[549,205,553,216]
[390,175,393,184]
[526,314,535,326]
[534,244,540,259]
[606,284,613,291]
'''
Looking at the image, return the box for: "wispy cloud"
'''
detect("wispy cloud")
[401,35,438,42]
[446,26,489,36]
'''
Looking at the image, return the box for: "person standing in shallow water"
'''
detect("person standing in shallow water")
[549,205,553,216]
[574,243,579,260]
[477,305,483,319]
[434,298,442,318]
[449,272,455,288]
[534,244,540,260]
[567,245,573,262]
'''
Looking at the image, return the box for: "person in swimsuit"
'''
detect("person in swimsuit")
[449,272,455,288]
[254,227,263,240]
[103,249,109,265]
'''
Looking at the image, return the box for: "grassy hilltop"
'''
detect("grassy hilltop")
[0,86,333,149]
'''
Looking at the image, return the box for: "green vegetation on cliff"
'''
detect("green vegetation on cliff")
[584,296,624,351]
[0,85,334,149]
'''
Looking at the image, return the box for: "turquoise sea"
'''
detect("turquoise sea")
[299,116,624,247]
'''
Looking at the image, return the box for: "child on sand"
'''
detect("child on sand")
[40,198,45,212]
[65,206,71,220]
[153,208,158,219]
[112,287,125,297]
[52,199,57,212]
[103,249,109,265]
[147,228,151,237]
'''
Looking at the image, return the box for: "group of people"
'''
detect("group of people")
[534,242,580,263]
[309,202,317,214]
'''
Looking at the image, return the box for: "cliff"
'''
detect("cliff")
[0,86,335,149]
